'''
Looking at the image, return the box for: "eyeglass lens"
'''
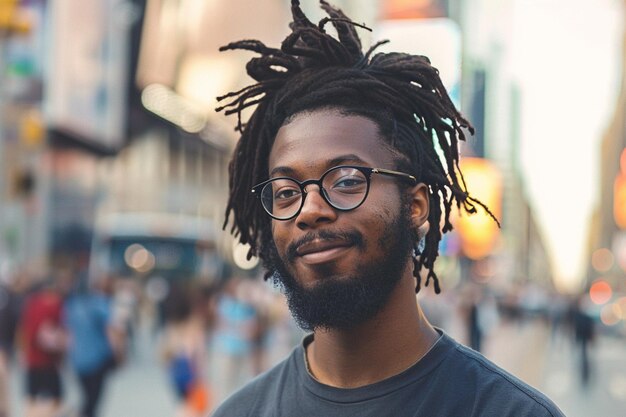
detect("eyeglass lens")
[260,167,368,219]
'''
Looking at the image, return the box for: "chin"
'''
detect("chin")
[295,263,356,286]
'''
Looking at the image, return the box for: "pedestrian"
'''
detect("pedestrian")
[0,269,26,417]
[211,277,258,402]
[210,1,567,416]
[463,283,499,353]
[19,278,67,417]
[64,274,123,417]
[572,293,595,387]
[161,284,210,417]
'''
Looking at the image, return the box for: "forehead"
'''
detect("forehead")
[268,110,394,176]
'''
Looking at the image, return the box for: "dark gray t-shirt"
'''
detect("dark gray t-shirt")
[211,330,565,417]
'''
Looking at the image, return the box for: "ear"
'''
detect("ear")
[408,183,429,229]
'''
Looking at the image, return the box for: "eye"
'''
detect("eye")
[274,187,301,201]
[332,176,366,189]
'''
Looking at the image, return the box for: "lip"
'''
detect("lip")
[296,239,352,265]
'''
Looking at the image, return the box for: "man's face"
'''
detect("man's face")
[264,109,421,331]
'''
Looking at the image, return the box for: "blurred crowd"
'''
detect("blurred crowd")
[0,264,615,417]
[0,267,134,417]
[421,280,606,389]
[0,266,302,417]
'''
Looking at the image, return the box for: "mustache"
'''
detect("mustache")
[286,229,364,263]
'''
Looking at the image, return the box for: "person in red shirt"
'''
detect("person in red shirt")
[20,281,67,417]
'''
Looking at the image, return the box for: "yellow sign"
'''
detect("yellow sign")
[20,110,44,149]
[455,158,502,260]
[0,0,18,28]
[0,1,31,34]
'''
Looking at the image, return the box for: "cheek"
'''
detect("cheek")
[270,222,289,253]
[378,206,394,219]
[358,207,393,246]
[370,195,395,218]
[367,205,404,247]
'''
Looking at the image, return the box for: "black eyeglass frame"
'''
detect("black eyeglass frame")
[251,165,417,221]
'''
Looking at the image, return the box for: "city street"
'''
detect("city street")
[0,1,624,416]
[7,318,626,416]
[484,320,626,417]
[541,329,626,417]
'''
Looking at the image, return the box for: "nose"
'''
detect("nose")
[296,184,337,230]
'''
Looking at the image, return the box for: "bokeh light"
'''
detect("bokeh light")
[589,280,613,305]
[232,242,259,270]
[591,248,614,272]
[124,243,156,273]
[600,303,621,326]
[616,297,626,319]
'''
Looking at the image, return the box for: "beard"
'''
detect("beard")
[263,202,415,332]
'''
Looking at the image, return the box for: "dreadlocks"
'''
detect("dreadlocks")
[216,0,499,294]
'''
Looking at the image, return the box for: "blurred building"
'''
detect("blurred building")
[0,0,48,276]
[453,0,554,290]
[0,0,233,280]
[591,0,626,292]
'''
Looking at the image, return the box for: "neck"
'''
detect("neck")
[306,274,439,388]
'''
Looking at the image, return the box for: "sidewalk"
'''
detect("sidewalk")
[540,332,626,417]
[482,319,551,388]
[480,319,626,417]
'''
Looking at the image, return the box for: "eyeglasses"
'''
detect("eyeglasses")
[251,165,417,221]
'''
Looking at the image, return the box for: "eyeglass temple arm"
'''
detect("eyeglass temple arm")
[372,168,417,184]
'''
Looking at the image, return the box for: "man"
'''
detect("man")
[212,1,565,416]
[20,278,67,417]
[65,274,122,417]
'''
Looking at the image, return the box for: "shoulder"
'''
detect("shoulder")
[440,339,565,417]
[211,353,297,417]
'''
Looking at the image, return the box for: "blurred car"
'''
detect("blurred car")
[88,212,224,283]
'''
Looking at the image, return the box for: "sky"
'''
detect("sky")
[512,0,624,291]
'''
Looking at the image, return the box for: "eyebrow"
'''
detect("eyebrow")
[269,154,369,178]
